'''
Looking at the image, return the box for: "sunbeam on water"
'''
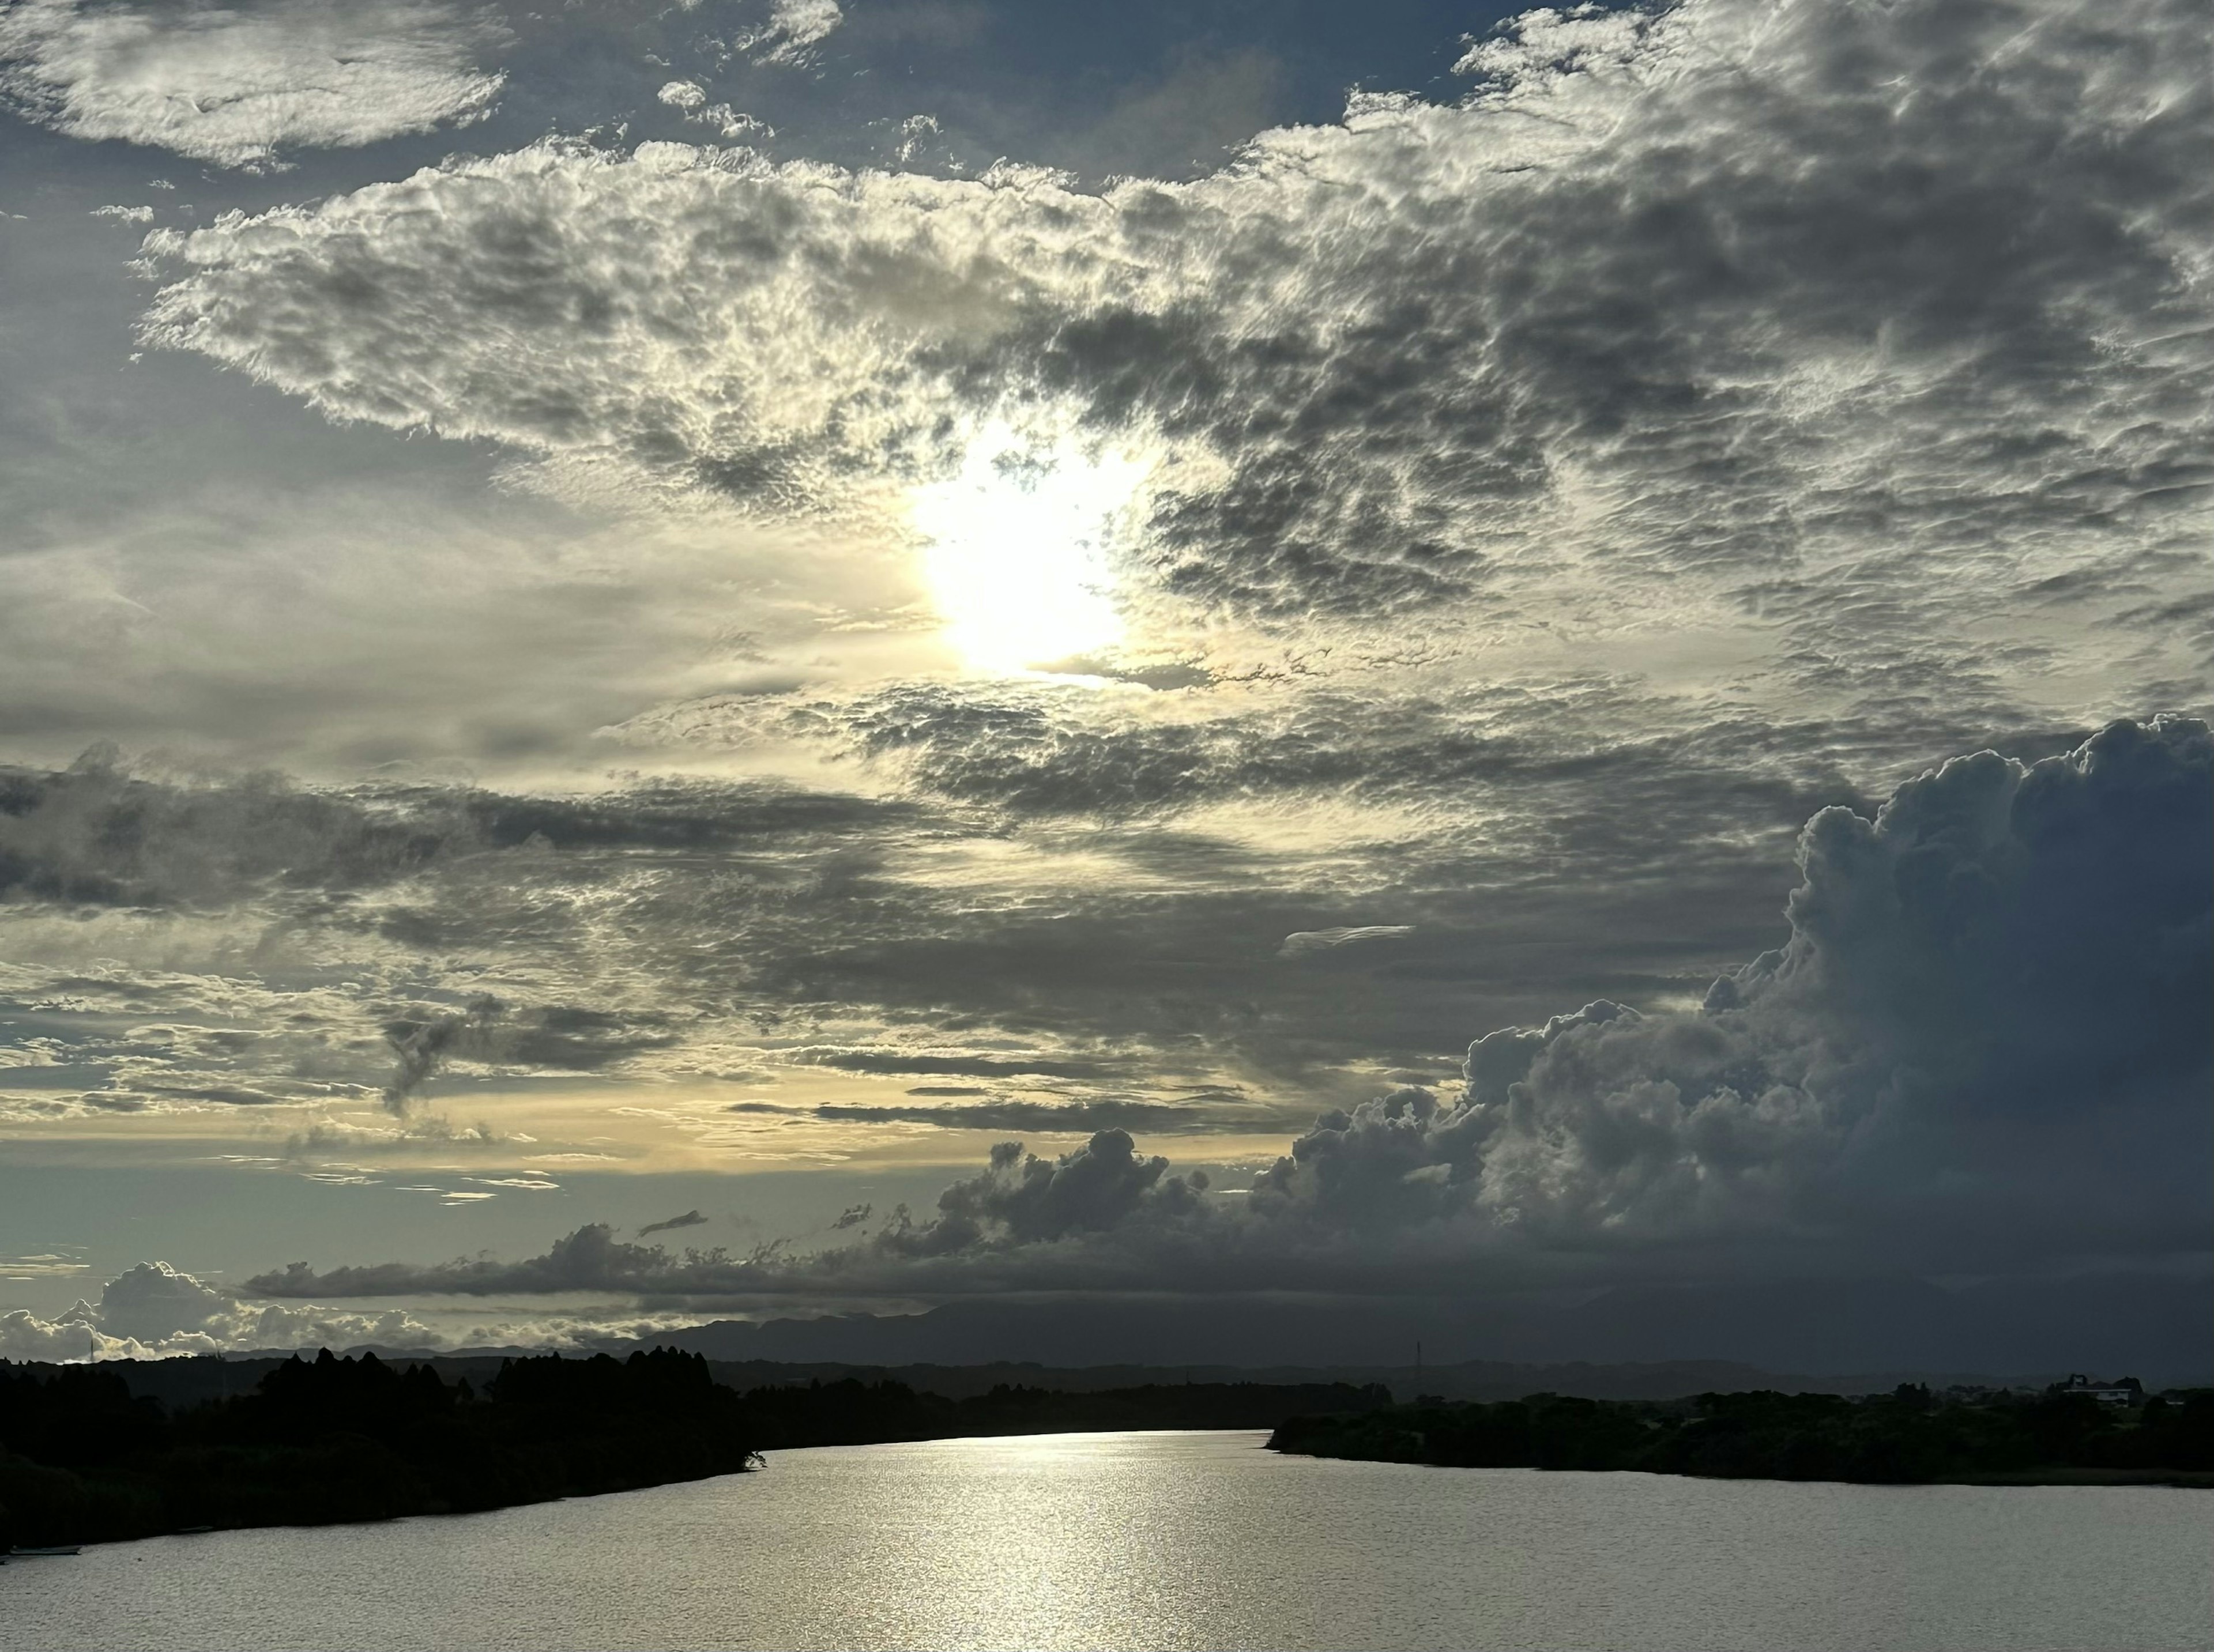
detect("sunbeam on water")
[4,1433,2208,1652]
[913,426,1148,675]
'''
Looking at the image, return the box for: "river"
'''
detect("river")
[3,1431,2207,1651]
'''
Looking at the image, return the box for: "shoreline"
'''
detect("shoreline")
[1272,1445,2214,1489]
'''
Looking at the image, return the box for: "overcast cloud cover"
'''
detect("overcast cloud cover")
[0,0,2207,1368]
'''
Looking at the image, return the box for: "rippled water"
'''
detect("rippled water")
[5,1431,2208,1651]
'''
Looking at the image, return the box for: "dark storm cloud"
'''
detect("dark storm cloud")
[240,718,2214,1298]
[878,1130,1209,1251]
[1254,716,2214,1253]
[135,0,2211,655]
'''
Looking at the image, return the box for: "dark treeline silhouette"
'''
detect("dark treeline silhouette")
[1270,1385,2214,1483]
[0,1355,1387,1547]
[0,1348,759,1547]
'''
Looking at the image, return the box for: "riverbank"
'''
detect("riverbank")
[1,1348,765,1548]
[1269,1387,2214,1486]
[1,1352,1388,1547]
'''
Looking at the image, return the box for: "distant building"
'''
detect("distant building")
[2056,1373,2143,1406]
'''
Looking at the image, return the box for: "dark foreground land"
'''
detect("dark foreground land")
[0,1351,1386,1547]
[11,1357,2211,1548]
[1271,1386,2214,1485]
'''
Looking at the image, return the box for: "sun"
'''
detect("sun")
[912,426,1147,675]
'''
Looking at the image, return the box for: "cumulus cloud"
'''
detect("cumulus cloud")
[878,1129,1208,1252]
[237,717,2214,1299]
[1252,716,2214,1258]
[250,1129,1214,1298]
[657,78,771,142]
[248,1221,763,1298]
[134,0,2209,662]
[0,0,507,168]
[0,1260,437,1361]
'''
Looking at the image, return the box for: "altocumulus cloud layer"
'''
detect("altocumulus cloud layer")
[135,0,2210,659]
[247,719,2213,1300]
[0,0,509,168]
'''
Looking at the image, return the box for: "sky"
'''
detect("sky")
[0,0,2207,1370]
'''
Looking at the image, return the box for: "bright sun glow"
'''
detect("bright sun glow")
[912,427,1147,674]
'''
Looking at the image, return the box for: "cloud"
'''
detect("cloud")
[133,0,2210,663]
[0,750,965,1117]
[381,994,504,1114]
[381,1000,679,1114]
[248,1129,1211,1298]
[0,745,470,910]
[785,1046,1121,1080]
[236,716,2214,1299]
[1250,716,2214,1258]
[743,0,842,68]
[880,1129,1207,1251]
[0,1260,439,1360]
[657,80,772,143]
[248,1221,763,1298]
[0,696,2116,1140]
[0,0,507,168]
[1279,925,1414,958]
[637,1208,709,1238]
[743,1096,1304,1136]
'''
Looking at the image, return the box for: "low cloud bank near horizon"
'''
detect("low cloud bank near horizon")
[0,1259,438,1362]
[244,718,2214,1304]
[0,1253,728,1363]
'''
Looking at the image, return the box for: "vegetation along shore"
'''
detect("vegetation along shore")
[8,1353,2209,1551]
[1269,1385,2214,1486]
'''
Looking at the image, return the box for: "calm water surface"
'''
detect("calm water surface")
[4,1430,2208,1651]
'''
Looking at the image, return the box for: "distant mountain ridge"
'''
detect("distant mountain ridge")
[191,1271,2208,1389]
[627,1273,2211,1383]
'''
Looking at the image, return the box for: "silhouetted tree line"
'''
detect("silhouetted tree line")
[1270,1385,2214,1483]
[0,1354,1390,1545]
[0,1348,759,1547]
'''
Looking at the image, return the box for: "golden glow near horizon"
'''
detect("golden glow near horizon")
[913,426,1147,675]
